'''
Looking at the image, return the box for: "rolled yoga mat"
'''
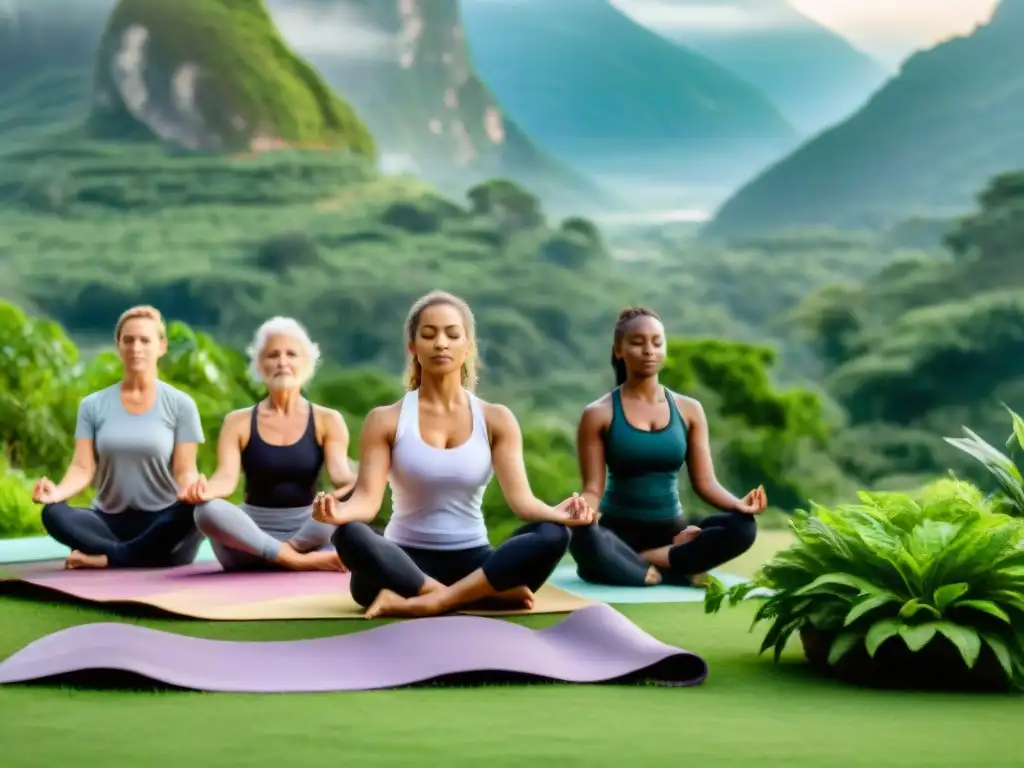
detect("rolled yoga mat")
[0,561,591,619]
[0,603,709,691]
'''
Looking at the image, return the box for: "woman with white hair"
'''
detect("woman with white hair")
[180,317,356,571]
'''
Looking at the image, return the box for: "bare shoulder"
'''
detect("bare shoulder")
[221,408,251,431]
[480,399,518,430]
[580,393,614,428]
[312,403,348,431]
[362,402,402,441]
[670,392,706,426]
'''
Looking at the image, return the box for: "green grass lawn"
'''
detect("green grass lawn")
[1,578,1022,766]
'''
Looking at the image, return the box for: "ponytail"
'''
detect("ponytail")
[611,353,627,386]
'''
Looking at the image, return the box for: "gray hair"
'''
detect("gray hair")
[245,316,321,387]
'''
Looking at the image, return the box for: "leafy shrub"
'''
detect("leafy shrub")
[0,458,44,537]
[944,405,1024,516]
[705,479,1024,691]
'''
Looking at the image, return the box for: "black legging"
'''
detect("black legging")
[41,501,202,568]
[569,512,757,587]
[332,521,571,608]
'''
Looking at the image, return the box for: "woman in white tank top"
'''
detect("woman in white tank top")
[313,290,597,618]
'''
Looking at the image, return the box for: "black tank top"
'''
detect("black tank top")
[241,404,325,508]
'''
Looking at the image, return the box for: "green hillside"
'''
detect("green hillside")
[268,0,607,210]
[88,0,375,155]
[458,0,798,198]
[704,0,1024,237]
[791,168,1024,489]
[654,0,890,135]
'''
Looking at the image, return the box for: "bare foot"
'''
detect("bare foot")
[276,544,346,572]
[65,551,108,570]
[493,585,535,610]
[364,589,442,620]
[644,566,663,585]
[673,526,702,547]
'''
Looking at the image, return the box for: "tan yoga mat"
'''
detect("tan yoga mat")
[0,561,592,621]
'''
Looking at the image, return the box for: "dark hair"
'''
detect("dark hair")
[611,306,661,385]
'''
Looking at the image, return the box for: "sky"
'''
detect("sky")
[612,0,1001,68]
[790,0,1000,65]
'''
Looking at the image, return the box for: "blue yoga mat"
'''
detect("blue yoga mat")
[548,563,751,604]
[0,536,218,564]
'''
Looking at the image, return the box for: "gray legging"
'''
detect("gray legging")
[194,499,336,571]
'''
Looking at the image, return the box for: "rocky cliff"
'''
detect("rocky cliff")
[89,0,376,155]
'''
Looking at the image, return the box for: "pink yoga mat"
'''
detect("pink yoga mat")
[0,561,591,619]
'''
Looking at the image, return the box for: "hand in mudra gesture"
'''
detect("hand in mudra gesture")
[557,493,597,527]
[735,485,768,515]
[312,491,347,526]
[32,477,60,505]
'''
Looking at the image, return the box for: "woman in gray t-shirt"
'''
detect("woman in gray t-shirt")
[31,305,206,569]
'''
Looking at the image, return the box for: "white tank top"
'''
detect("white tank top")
[384,389,493,550]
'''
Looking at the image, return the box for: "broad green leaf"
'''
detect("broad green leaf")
[702,575,726,614]
[827,631,861,666]
[933,583,969,611]
[899,622,938,652]
[980,632,1014,680]
[793,573,879,597]
[933,621,982,668]
[772,618,804,664]
[726,580,762,606]
[956,599,1012,624]
[865,618,903,657]
[899,599,942,621]
[844,594,899,627]
[1004,404,1024,456]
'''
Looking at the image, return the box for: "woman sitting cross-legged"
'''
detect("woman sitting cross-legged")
[32,305,206,570]
[569,306,766,588]
[312,290,596,619]
[180,317,355,572]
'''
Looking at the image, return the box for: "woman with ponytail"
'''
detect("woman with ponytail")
[311,290,595,618]
[569,307,766,587]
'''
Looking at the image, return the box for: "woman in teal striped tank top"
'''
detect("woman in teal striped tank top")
[569,307,766,587]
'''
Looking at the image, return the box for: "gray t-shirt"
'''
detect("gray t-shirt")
[74,381,205,514]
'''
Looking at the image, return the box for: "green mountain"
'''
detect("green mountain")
[703,0,1024,237]
[645,0,890,135]
[266,0,607,209]
[795,169,1024,491]
[458,0,799,204]
[88,0,375,155]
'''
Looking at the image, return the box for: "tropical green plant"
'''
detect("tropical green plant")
[704,479,1024,691]
[0,456,44,537]
[944,404,1024,516]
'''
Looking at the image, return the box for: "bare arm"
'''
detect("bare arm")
[52,439,97,501]
[172,442,200,492]
[331,407,394,524]
[577,401,609,513]
[319,407,358,495]
[681,397,742,511]
[201,411,246,499]
[489,404,574,524]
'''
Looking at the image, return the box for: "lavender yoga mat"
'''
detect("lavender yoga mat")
[0,603,708,692]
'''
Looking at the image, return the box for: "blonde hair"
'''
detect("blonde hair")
[403,290,479,391]
[245,316,321,387]
[114,305,166,343]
